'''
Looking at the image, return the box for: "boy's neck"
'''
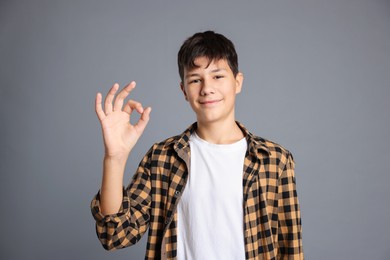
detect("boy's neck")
[195,120,244,144]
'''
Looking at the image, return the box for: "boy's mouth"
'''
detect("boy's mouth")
[199,99,221,105]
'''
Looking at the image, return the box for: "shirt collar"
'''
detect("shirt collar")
[170,122,270,157]
[236,121,271,156]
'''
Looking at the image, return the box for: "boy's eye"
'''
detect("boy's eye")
[189,79,200,84]
[214,75,224,79]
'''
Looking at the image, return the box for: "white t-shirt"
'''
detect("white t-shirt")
[177,132,247,260]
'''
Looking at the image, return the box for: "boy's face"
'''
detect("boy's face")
[180,56,243,125]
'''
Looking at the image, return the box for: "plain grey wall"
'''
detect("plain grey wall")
[1,0,389,259]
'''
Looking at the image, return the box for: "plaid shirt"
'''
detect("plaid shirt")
[91,122,303,259]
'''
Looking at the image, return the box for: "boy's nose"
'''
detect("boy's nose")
[200,79,215,96]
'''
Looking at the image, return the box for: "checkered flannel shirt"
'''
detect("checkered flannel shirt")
[91,122,303,259]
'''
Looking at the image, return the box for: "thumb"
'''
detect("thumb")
[134,107,152,134]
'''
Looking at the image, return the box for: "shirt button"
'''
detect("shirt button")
[174,191,180,197]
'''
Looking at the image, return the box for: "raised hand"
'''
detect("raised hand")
[95,81,151,160]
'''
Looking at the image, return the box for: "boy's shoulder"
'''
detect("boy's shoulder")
[251,133,291,155]
[236,122,292,158]
[244,132,295,172]
[155,134,182,148]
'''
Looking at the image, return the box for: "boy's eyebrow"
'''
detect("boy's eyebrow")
[185,73,200,79]
[210,68,226,73]
[185,68,227,78]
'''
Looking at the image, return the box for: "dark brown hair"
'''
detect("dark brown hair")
[177,31,238,82]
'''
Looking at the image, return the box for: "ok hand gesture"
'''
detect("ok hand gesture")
[95,82,151,160]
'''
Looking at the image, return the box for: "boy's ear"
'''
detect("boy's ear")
[180,82,188,101]
[235,72,244,94]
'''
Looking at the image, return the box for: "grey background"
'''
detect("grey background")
[1,0,389,259]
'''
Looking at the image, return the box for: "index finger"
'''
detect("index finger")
[113,81,136,111]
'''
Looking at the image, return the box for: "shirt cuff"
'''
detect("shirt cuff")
[90,188,130,224]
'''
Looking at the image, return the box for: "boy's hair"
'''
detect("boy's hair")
[178,31,239,83]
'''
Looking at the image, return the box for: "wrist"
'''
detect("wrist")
[104,153,129,164]
[103,155,128,172]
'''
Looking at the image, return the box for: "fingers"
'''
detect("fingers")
[104,83,119,115]
[99,81,147,119]
[123,99,144,115]
[113,81,136,112]
[95,92,106,121]
[134,107,152,134]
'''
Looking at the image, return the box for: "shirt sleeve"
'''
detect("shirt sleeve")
[90,151,152,251]
[277,152,304,259]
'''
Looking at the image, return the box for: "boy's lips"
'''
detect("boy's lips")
[199,99,221,105]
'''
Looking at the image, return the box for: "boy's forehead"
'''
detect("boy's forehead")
[184,57,229,74]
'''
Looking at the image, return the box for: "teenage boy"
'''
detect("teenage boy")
[91,31,303,259]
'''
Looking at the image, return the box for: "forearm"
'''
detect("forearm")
[91,152,152,251]
[100,155,128,215]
